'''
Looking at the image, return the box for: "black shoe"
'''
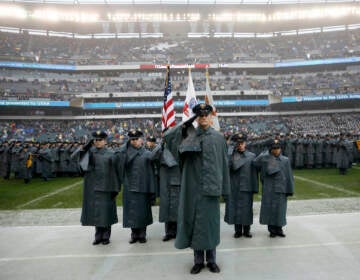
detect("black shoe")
[102,240,110,245]
[138,237,147,243]
[92,240,102,245]
[243,231,252,238]
[162,235,172,242]
[129,237,138,244]
[207,262,220,273]
[269,233,276,238]
[190,263,204,274]
[276,231,286,237]
[233,232,242,238]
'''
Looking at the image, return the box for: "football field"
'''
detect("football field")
[0,167,359,210]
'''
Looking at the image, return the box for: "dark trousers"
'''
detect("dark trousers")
[165,221,177,237]
[339,168,347,175]
[95,226,111,242]
[4,166,10,179]
[194,249,216,265]
[235,224,251,234]
[268,225,282,234]
[131,227,147,239]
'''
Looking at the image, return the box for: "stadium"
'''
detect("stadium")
[0,0,360,141]
[0,1,360,279]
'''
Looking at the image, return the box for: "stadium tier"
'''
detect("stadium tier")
[0,0,359,141]
[1,30,360,65]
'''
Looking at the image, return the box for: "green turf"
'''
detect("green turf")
[292,167,360,200]
[0,177,83,210]
[0,167,359,210]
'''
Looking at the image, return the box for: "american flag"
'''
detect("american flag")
[161,66,176,131]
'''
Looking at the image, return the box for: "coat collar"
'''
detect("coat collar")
[126,144,144,163]
[196,126,213,136]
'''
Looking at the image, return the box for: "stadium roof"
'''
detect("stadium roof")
[5,0,359,5]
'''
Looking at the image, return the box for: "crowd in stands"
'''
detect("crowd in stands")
[1,113,359,142]
[1,29,360,65]
[1,69,359,101]
[219,113,360,138]
[0,119,158,143]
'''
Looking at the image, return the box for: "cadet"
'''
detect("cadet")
[150,131,181,242]
[225,133,258,238]
[146,135,159,206]
[18,144,33,184]
[116,130,156,244]
[145,135,157,151]
[336,133,353,175]
[0,140,11,179]
[10,139,23,179]
[253,139,294,238]
[80,131,120,245]
[37,141,54,181]
[164,103,230,274]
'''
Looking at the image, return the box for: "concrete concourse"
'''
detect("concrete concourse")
[0,199,360,280]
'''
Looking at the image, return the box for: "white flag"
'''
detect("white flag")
[182,68,198,122]
[205,69,220,131]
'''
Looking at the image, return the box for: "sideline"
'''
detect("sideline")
[294,175,360,196]
[16,181,83,209]
[1,240,359,263]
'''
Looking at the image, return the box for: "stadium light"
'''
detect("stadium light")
[25,29,47,36]
[48,31,74,38]
[4,0,360,5]
[140,33,163,38]
[214,32,233,37]
[93,33,116,38]
[322,25,346,32]
[213,13,233,22]
[188,32,210,38]
[235,12,267,22]
[0,26,20,34]
[270,6,359,21]
[298,27,322,35]
[32,9,60,22]
[73,34,93,39]
[233,33,255,38]
[279,30,297,36]
[0,5,27,20]
[1,3,360,23]
[348,23,360,30]
[32,9,99,22]
[116,33,140,38]
[109,12,200,22]
[0,22,358,38]
[256,33,274,38]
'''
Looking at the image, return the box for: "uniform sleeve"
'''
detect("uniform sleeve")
[284,158,295,196]
[222,139,231,196]
[163,124,184,163]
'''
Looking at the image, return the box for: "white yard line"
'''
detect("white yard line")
[294,175,360,196]
[0,241,359,262]
[16,181,83,209]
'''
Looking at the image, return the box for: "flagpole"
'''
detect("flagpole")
[205,67,220,131]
